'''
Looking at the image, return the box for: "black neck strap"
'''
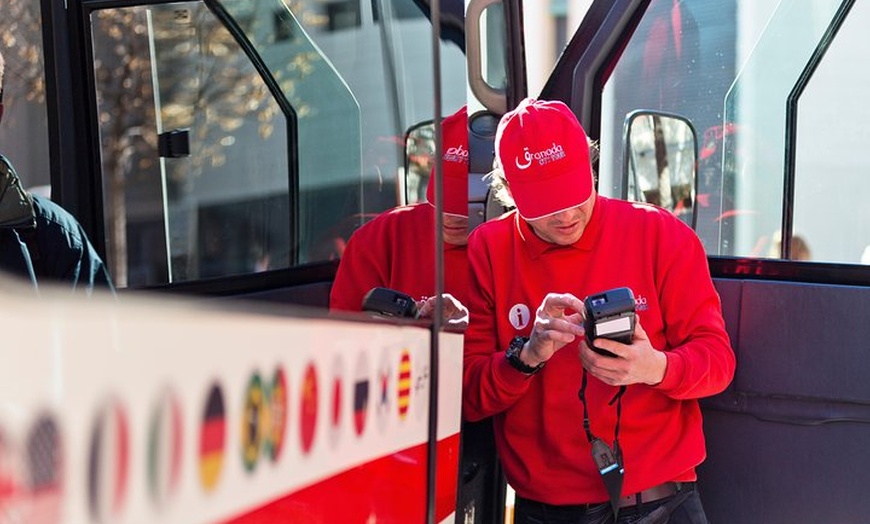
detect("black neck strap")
[579,369,626,449]
[579,370,628,518]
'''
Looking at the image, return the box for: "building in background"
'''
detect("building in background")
[522,0,593,97]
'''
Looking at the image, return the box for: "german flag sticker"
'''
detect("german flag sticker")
[397,350,412,420]
[241,373,264,473]
[299,363,318,455]
[199,383,226,492]
[265,367,288,463]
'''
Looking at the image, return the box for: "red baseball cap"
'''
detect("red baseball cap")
[426,106,469,217]
[495,98,594,220]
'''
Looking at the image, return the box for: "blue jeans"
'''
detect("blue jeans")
[514,485,708,524]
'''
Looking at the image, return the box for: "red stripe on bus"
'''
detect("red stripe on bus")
[224,433,461,523]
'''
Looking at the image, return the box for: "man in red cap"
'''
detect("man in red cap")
[463,98,735,523]
[330,106,469,322]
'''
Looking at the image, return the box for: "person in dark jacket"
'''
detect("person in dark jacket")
[0,48,114,293]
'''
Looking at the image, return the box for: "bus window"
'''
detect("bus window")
[599,0,870,265]
[85,0,467,289]
[791,1,870,264]
[91,3,292,287]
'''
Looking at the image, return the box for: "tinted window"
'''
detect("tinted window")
[599,0,869,265]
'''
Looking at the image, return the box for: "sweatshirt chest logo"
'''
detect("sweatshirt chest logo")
[634,293,649,312]
[508,303,532,330]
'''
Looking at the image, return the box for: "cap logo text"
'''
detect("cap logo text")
[444,144,468,164]
[515,143,566,171]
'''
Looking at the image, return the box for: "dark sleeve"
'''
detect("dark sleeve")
[30,195,116,295]
[0,230,39,288]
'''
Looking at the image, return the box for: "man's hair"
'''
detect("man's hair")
[486,138,600,210]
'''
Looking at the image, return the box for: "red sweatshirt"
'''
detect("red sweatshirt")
[463,195,735,505]
[330,203,468,312]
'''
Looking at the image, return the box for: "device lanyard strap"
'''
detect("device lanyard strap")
[579,370,627,518]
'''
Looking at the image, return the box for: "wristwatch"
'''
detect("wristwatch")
[505,336,545,375]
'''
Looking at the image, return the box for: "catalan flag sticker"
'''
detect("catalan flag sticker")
[397,350,412,420]
[199,383,226,492]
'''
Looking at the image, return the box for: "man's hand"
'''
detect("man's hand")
[578,318,667,386]
[416,293,469,330]
[523,293,587,367]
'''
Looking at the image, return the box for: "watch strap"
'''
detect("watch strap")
[505,336,544,375]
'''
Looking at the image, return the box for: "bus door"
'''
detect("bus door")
[58,0,355,291]
[492,0,870,522]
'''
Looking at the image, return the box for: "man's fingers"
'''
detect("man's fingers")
[538,293,586,319]
[538,316,585,337]
[633,317,648,341]
[534,328,576,345]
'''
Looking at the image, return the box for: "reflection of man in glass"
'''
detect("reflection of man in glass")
[639,0,701,111]
[329,106,469,320]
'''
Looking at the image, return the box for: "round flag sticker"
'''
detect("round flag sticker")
[23,414,63,523]
[329,356,344,449]
[398,350,412,420]
[299,363,318,455]
[0,425,19,515]
[199,383,226,492]
[147,388,183,509]
[265,367,288,463]
[241,373,265,473]
[353,352,370,438]
[376,351,391,433]
[87,399,130,523]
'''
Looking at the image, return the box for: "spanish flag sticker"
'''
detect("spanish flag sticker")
[199,383,226,492]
